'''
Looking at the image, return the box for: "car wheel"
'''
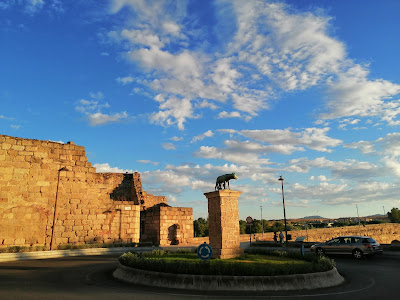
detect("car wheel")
[316,248,324,257]
[353,249,363,259]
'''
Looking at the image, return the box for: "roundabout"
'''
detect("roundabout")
[112,249,344,291]
[0,253,398,299]
[113,264,344,291]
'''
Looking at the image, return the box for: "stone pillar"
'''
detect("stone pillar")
[204,190,244,259]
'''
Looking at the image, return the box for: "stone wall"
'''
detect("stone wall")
[0,135,140,249]
[141,191,167,211]
[240,223,400,244]
[140,204,193,246]
[190,223,400,246]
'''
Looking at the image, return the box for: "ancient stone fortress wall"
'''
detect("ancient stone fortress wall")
[140,203,193,246]
[0,135,141,249]
[141,191,167,211]
[190,223,400,246]
[238,223,400,244]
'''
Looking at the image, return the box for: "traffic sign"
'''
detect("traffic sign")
[246,216,253,224]
[197,243,213,260]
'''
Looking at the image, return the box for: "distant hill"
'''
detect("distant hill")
[302,215,326,219]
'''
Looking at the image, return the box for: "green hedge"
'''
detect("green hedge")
[118,249,335,276]
[0,245,47,253]
[0,242,141,253]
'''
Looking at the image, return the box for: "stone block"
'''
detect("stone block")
[34,152,48,159]
[1,143,12,150]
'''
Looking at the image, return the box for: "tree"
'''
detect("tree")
[271,221,285,233]
[193,218,209,237]
[239,220,247,234]
[388,208,400,223]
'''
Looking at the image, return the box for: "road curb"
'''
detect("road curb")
[113,263,345,291]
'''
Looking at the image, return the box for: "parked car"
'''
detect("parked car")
[310,236,383,259]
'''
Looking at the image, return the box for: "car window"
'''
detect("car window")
[326,238,340,245]
[362,238,376,243]
[352,237,360,243]
[340,237,352,244]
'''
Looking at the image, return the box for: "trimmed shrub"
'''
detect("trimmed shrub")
[118,249,335,276]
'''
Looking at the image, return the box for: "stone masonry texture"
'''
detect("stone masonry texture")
[205,190,244,259]
[140,203,193,246]
[191,223,400,246]
[0,135,193,249]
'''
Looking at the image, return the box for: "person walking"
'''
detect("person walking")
[273,231,278,243]
[279,231,284,244]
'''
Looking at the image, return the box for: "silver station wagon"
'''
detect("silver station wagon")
[310,236,383,259]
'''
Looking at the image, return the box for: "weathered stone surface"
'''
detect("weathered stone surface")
[204,190,242,259]
[0,134,194,249]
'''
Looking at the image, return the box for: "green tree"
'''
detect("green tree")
[271,221,285,233]
[239,220,247,234]
[252,219,263,233]
[193,218,209,237]
[388,208,400,223]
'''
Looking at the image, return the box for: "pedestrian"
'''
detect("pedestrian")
[279,231,284,244]
[273,231,277,243]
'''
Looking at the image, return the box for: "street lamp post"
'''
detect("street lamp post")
[278,175,288,246]
[50,167,68,250]
[260,206,264,237]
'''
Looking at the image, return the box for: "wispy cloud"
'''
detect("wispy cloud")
[137,160,159,166]
[191,130,213,143]
[0,0,63,15]
[93,163,133,173]
[75,93,128,126]
[108,0,400,129]
[162,142,176,150]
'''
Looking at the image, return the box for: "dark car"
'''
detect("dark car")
[310,236,383,259]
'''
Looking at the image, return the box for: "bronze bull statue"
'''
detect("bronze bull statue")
[215,173,238,190]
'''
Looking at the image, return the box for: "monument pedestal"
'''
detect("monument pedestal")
[204,190,244,259]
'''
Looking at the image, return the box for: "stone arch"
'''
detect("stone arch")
[168,224,180,245]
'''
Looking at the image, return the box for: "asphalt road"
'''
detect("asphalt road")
[0,252,399,300]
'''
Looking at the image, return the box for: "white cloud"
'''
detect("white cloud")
[344,140,375,154]
[345,132,400,157]
[195,100,219,110]
[230,1,346,91]
[167,194,178,203]
[162,142,176,150]
[93,163,133,173]
[116,76,134,85]
[75,93,129,126]
[150,96,196,130]
[108,0,400,129]
[88,111,128,126]
[195,145,271,166]
[10,124,21,130]
[137,160,159,166]
[141,169,192,194]
[322,65,400,123]
[170,136,183,142]
[191,130,214,143]
[218,111,242,119]
[381,156,400,178]
[1,0,63,15]
[376,133,400,157]
[89,91,104,100]
[0,115,13,121]
[240,127,342,152]
[285,156,381,180]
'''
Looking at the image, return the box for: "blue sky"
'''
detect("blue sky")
[1,0,400,221]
